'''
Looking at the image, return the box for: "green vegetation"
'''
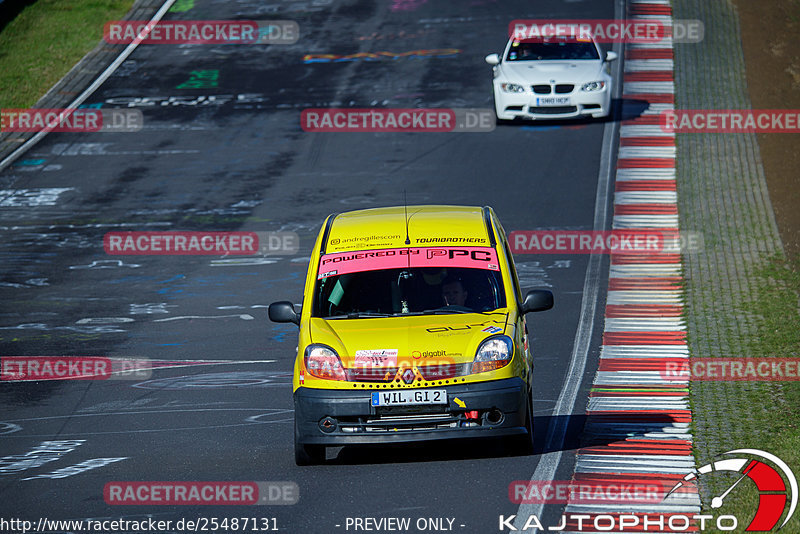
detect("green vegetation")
[0,0,135,109]
[699,253,800,532]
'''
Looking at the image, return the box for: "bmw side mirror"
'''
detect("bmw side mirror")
[605,51,618,62]
[268,301,300,325]
[485,53,500,66]
[521,289,554,314]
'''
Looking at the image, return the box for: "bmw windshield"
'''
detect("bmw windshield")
[506,38,600,61]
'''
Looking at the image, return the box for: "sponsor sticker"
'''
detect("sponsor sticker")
[317,247,500,278]
[354,349,399,368]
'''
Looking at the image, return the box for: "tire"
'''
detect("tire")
[491,91,510,126]
[294,420,325,466]
[510,388,535,455]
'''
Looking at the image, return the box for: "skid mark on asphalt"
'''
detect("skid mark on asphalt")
[210,257,278,266]
[0,359,277,382]
[0,323,127,334]
[130,302,175,314]
[0,423,22,435]
[0,408,293,438]
[0,188,74,207]
[0,440,86,475]
[70,260,141,269]
[152,314,255,322]
[42,140,203,156]
[133,371,290,390]
[22,457,128,481]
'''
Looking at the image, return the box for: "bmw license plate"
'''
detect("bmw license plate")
[536,96,571,106]
[371,389,447,407]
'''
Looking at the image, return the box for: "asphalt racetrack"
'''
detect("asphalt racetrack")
[1,0,624,532]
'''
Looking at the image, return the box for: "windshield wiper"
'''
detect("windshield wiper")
[421,308,473,315]
[326,312,392,319]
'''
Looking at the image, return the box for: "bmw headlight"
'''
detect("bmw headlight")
[581,81,606,92]
[471,335,514,374]
[501,83,525,93]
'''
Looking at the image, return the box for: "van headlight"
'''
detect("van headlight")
[304,344,347,381]
[471,335,513,374]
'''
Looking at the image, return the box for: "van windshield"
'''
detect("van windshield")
[312,247,506,318]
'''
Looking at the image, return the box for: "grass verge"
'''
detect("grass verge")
[0,0,136,109]
[698,253,800,532]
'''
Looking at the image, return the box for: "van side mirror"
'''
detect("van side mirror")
[268,301,300,325]
[521,290,554,313]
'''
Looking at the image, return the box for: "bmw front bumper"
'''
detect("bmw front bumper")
[493,85,611,120]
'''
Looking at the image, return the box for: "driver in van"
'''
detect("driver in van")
[441,276,469,307]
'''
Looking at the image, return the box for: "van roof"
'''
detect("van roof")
[324,205,493,253]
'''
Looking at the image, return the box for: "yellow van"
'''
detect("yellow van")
[268,205,553,464]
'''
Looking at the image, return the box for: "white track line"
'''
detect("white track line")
[512,1,626,530]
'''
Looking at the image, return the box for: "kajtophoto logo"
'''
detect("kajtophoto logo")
[665,449,798,532]
[500,449,796,531]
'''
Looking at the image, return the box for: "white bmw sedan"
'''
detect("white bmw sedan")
[486,35,617,121]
